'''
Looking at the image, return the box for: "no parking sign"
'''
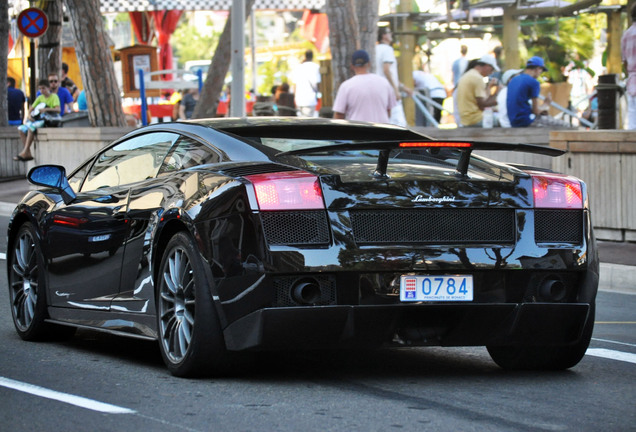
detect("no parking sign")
[17,8,48,38]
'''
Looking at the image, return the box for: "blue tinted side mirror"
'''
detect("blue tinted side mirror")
[27,165,77,205]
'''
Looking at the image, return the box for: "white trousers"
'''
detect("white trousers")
[627,94,636,130]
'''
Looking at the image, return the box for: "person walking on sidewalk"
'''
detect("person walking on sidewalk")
[375,26,412,127]
[291,49,321,117]
[333,50,396,123]
[622,5,636,130]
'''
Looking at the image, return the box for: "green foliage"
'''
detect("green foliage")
[172,18,221,67]
[522,15,597,82]
[256,57,292,95]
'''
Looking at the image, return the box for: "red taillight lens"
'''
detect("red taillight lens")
[399,142,472,148]
[246,171,324,210]
[532,174,583,209]
[52,214,88,227]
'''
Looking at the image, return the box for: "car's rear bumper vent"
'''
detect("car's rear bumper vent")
[261,211,330,245]
[349,209,516,244]
[535,210,583,244]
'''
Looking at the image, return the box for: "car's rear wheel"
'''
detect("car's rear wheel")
[157,231,229,377]
[487,304,595,370]
[9,222,75,341]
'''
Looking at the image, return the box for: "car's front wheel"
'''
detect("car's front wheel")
[157,231,229,377]
[487,304,595,370]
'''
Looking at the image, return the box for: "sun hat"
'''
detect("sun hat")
[526,56,547,71]
[501,68,523,86]
[477,54,500,72]
[351,49,370,66]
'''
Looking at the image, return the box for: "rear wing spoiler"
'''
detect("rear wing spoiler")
[277,140,565,177]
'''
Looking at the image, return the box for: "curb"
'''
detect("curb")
[599,263,636,295]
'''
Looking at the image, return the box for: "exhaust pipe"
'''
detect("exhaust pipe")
[539,277,566,302]
[291,279,322,305]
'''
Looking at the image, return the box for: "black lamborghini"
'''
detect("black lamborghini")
[7,118,598,376]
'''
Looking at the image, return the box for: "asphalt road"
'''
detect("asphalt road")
[0,215,635,432]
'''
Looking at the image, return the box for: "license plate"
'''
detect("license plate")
[400,275,473,302]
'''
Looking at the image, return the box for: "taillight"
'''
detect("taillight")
[246,171,324,210]
[532,174,582,209]
[399,142,471,148]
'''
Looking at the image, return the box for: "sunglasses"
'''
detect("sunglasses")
[49,79,58,83]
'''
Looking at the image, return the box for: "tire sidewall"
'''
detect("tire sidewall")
[156,231,226,377]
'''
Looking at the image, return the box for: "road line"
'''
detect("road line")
[596,321,636,324]
[0,252,5,260]
[592,337,636,348]
[586,349,636,365]
[0,376,136,414]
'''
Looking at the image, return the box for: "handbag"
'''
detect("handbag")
[43,113,63,127]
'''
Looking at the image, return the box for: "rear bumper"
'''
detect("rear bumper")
[222,302,591,351]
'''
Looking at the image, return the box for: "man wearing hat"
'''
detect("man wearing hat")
[506,56,555,127]
[455,54,500,127]
[333,50,396,123]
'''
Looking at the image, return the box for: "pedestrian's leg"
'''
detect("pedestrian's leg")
[628,95,636,130]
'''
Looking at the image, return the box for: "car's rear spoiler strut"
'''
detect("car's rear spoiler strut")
[277,140,565,177]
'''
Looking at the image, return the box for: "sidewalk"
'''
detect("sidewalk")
[0,177,634,294]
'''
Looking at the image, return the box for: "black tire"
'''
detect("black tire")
[487,304,595,371]
[8,222,75,341]
[156,231,229,377]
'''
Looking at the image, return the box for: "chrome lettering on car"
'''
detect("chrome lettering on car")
[411,195,456,203]
[55,291,72,298]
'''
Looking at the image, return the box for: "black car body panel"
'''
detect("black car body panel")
[7,118,599,373]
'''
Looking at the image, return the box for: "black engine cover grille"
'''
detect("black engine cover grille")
[349,208,516,244]
[261,211,330,245]
[535,210,583,244]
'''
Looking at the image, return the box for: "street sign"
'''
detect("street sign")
[17,8,48,38]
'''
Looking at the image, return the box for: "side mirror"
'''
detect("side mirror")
[27,165,77,205]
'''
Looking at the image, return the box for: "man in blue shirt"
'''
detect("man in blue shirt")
[7,77,26,125]
[506,56,552,127]
[37,72,74,115]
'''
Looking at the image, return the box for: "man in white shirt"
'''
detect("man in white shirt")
[412,68,447,125]
[375,27,411,127]
[291,50,321,117]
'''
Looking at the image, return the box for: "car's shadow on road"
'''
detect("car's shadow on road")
[20,328,582,382]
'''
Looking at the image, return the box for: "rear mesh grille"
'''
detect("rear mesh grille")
[535,210,583,244]
[349,209,515,244]
[261,211,330,245]
[220,163,296,177]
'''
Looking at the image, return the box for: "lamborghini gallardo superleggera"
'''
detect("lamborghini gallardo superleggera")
[7,118,598,376]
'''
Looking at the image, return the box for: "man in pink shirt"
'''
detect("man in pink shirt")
[622,5,636,129]
[333,50,396,123]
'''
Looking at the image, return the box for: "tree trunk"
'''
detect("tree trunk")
[64,0,126,127]
[37,0,63,80]
[192,0,256,119]
[355,0,379,72]
[325,0,359,93]
[0,0,9,127]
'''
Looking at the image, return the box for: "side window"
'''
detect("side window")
[68,158,94,191]
[80,132,179,192]
[159,135,221,174]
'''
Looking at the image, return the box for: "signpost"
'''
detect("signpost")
[17,8,48,38]
[17,7,49,101]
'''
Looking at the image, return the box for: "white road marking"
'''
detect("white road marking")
[0,252,5,260]
[592,337,636,348]
[586,348,636,365]
[0,376,136,414]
